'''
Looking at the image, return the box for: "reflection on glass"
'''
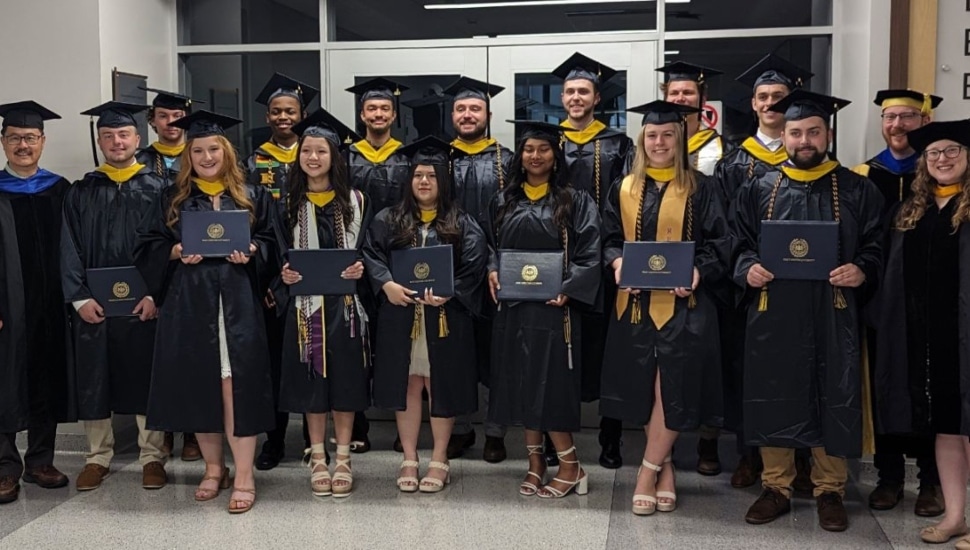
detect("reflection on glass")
[513,72,628,142]
[665,0,831,31]
[349,75,461,143]
[178,0,319,46]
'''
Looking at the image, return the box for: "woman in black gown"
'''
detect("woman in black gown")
[874,120,970,546]
[485,121,601,498]
[363,137,487,493]
[600,102,729,515]
[136,111,280,514]
[275,109,371,498]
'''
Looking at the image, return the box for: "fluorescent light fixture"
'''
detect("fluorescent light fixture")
[663,50,680,55]
[426,0,689,9]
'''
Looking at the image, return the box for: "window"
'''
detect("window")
[178,0,319,45]
[665,0,831,32]
[514,71,629,139]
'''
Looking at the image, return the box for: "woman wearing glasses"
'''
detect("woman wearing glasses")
[873,119,970,546]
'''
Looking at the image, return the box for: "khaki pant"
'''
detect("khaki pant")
[83,415,167,468]
[761,446,847,498]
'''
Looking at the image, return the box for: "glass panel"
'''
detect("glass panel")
[348,75,463,143]
[178,0,319,46]
[513,71,628,141]
[332,1,656,41]
[663,35,831,142]
[180,51,321,157]
[665,0,831,32]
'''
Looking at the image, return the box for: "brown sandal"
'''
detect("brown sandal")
[194,467,231,502]
[228,487,256,514]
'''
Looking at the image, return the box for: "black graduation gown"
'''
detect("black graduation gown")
[348,143,411,215]
[485,188,602,432]
[563,128,632,401]
[136,145,181,183]
[61,167,167,419]
[854,156,915,219]
[362,209,488,417]
[136,184,280,436]
[0,175,71,432]
[276,193,374,414]
[599,174,730,430]
[731,165,884,457]
[875,201,970,436]
[246,146,294,200]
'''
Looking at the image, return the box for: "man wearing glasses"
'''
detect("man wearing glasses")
[853,89,946,518]
[0,101,71,504]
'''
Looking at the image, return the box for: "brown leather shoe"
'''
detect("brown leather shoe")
[868,481,903,510]
[22,465,69,489]
[76,464,110,491]
[0,475,20,504]
[731,453,763,488]
[696,438,721,476]
[816,492,848,532]
[142,462,167,490]
[792,456,814,494]
[745,488,791,524]
[181,433,202,462]
[915,485,945,517]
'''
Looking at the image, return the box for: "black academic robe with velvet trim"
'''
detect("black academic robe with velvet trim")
[855,158,916,220]
[0,177,71,432]
[362,209,488,417]
[599,174,729,430]
[875,201,970,436]
[136,184,281,436]
[61,167,167,419]
[484,187,602,432]
[275,191,374,414]
[731,165,884,457]
[348,144,411,215]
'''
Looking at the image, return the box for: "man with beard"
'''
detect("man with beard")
[441,76,512,462]
[0,101,70,504]
[64,102,169,492]
[346,78,412,215]
[136,88,201,184]
[552,52,633,470]
[733,90,883,531]
[657,61,729,176]
[711,55,813,488]
[853,89,944,517]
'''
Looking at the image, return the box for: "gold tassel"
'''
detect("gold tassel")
[438,306,449,338]
[296,310,309,362]
[563,308,574,370]
[630,295,642,325]
[757,286,769,312]
[410,306,423,340]
[833,287,847,309]
[687,294,697,309]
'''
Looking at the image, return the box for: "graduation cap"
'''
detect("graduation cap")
[292,108,361,146]
[552,52,618,88]
[736,54,813,91]
[906,119,970,154]
[255,73,319,108]
[873,89,943,116]
[346,77,409,104]
[628,101,701,166]
[656,61,722,85]
[80,101,149,128]
[0,100,60,131]
[506,119,573,144]
[769,89,851,156]
[443,76,505,102]
[398,136,453,167]
[139,87,203,112]
[169,109,242,141]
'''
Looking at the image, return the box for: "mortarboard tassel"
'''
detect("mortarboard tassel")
[833,287,847,310]
[758,286,769,312]
[438,306,449,338]
[630,294,642,325]
[688,293,697,309]
[410,305,423,340]
[564,308,574,370]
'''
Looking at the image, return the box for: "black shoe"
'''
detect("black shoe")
[696,438,721,476]
[255,442,285,471]
[350,435,371,454]
[868,481,903,510]
[447,431,476,460]
[599,438,622,469]
[483,436,507,463]
[393,436,403,453]
[544,433,559,467]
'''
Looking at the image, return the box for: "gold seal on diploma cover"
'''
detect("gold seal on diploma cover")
[112,281,130,299]
[207,223,225,239]
[789,238,809,258]
[414,262,431,280]
[648,254,667,271]
[521,265,539,282]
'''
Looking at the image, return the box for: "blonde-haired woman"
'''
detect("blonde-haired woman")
[874,119,970,546]
[600,101,730,516]
[136,111,281,514]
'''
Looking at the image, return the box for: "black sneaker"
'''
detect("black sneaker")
[255,442,285,471]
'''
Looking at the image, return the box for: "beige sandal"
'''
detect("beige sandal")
[194,467,230,502]
[307,448,332,497]
[228,487,256,514]
[657,456,677,512]
[332,445,353,498]
[419,461,451,493]
[397,459,420,493]
[633,459,661,516]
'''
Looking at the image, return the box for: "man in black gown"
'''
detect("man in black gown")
[853,89,944,516]
[0,101,70,504]
[442,76,512,462]
[552,52,633,469]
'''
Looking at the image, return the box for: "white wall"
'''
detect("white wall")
[98,0,178,105]
[935,3,970,122]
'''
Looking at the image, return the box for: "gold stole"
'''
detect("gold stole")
[561,119,607,145]
[451,137,495,155]
[96,162,145,184]
[192,178,225,196]
[259,141,297,164]
[688,129,716,154]
[307,190,335,207]
[152,142,185,158]
[354,138,402,164]
[740,137,788,166]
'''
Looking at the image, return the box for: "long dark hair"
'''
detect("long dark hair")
[387,163,463,251]
[284,133,355,240]
[497,135,573,232]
